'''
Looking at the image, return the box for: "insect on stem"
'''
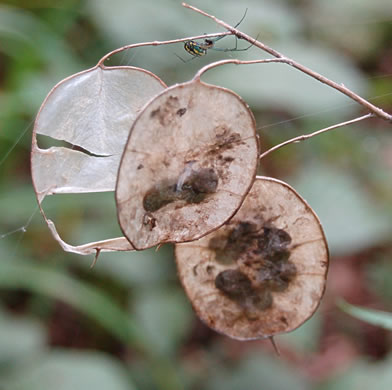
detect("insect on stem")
[182,2,392,122]
[179,8,254,62]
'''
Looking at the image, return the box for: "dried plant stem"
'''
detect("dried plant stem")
[97,32,231,66]
[269,336,281,356]
[259,113,374,160]
[194,58,290,80]
[182,3,392,123]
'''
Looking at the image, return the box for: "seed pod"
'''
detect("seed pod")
[31,66,166,255]
[116,80,259,250]
[175,177,329,340]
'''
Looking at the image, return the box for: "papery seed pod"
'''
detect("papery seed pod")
[116,80,259,250]
[175,177,329,340]
[31,66,166,254]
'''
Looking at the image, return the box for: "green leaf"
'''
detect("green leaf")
[366,257,392,303]
[93,245,175,287]
[132,288,193,355]
[0,259,148,351]
[205,39,367,117]
[289,162,391,255]
[278,311,322,352]
[0,259,184,390]
[6,350,136,390]
[309,0,392,59]
[0,308,46,366]
[204,352,310,390]
[337,299,392,330]
[320,354,392,390]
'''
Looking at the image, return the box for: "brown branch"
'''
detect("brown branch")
[193,58,290,80]
[182,3,392,123]
[97,32,232,66]
[259,113,374,160]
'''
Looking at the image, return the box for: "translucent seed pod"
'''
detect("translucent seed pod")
[175,177,329,340]
[116,79,259,250]
[31,65,166,255]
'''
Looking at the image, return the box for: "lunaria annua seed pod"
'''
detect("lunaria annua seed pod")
[175,177,329,340]
[31,65,167,255]
[116,80,259,250]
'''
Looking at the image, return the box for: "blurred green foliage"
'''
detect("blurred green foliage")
[338,299,392,331]
[1,0,392,389]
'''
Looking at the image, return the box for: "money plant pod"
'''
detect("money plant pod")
[116,79,259,250]
[31,65,167,255]
[175,176,329,340]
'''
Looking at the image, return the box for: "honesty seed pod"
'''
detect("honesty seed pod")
[31,65,166,255]
[175,177,329,340]
[116,79,259,250]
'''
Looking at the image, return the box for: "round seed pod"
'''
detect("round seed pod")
[175,176,329,340]
[116,80,259,250]
[31,65,166,255]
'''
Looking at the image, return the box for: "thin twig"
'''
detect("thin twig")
[269,336,281,356]
[90,249,101,268]
[97,32,232,66]
[182,3,392,123]
[259,113,374,160]
[193,58,290,80]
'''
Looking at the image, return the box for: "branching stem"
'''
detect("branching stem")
[193,58,290,80]
[97,3,391,162]
[259,113,374,160]
[97,32,231,66]
[182,2,392,123]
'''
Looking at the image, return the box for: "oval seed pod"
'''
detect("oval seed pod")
[175,177,329,340]
[31,65,167,255]
[116,80,259,250]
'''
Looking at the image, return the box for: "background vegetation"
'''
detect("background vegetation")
[1,0,391,389]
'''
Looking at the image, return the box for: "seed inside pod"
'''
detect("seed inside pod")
[116,80,259,250]
[175,177,329,340]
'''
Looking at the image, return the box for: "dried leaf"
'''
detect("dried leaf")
[116,80,259,250]
[175,177,329,340]
[31,65,167,254]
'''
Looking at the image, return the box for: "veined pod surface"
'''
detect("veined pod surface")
[116,80,259,250]
[31,65,167,255]
[175,177,329,340]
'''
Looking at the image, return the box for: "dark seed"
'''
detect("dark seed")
[215,269,253,300]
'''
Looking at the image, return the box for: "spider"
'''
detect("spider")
[178,9,254,62]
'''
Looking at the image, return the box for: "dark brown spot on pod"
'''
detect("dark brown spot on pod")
[176,108,187,116]
[215,269,254,300]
